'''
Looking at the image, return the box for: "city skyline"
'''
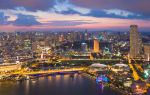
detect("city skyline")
[0,24,150,95]
[1,0,150,95]
[0,0,150,32]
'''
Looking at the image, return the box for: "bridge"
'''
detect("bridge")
[12,67,86,75]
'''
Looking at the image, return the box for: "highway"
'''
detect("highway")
[127,56,150,89]
[128,57,140,81]
[12,67,86,75]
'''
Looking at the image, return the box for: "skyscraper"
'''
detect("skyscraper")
[81,43,88,52]
[143,44,150,61]
[93,39,100,53]
[129,25,143,58]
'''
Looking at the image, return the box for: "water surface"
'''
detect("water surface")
[0,74,121,95]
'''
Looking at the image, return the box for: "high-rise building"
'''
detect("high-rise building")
[0,53,3,64]
[93,39,100,52]
[143,44,150,61]
[81,43,88,52]
[129,25,143,58]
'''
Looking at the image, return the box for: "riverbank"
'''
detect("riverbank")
[0,72,80,81]
[0,70,133,95]
[0,73,123,95]
[0,67,135,95]
[82,71,132,95]
[0,67,86,81]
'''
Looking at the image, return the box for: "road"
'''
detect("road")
[61,59,120,61]
[12,67,86,75]
[128,57,140,81]
[127,56,150,88]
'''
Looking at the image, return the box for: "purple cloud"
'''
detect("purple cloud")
[0,0,54,11]
[49,20,96,26]
[0,12,9,25]
[13,14,41,26]
[70,0,150,16]
[0,0,149,19]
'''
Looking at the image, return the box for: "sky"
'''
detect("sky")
[0,0,150,32]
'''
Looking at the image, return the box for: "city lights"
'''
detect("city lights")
[0,0,150,95]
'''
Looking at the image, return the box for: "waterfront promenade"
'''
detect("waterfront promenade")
[12,67,86,75]
[0,64,19,72]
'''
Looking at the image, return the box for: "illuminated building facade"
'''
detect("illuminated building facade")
[93,39,100,53]
[144,44,150,61]
[129,25,143,58]
[81,43,88,52]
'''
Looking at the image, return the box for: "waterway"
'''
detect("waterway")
[0,73,122,95]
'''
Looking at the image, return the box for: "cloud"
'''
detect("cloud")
[103,9,137,17]
[0,12,9,25]
[70,0,150,17]
[13,14,41,26]
[50,0,90,15]
[86,9,145,19]
[0,0,149,18]
[0,0,149,20]
[0,0,54,11]
[49,20,96,26]
[51,2,149,20]
[0,0,150,31]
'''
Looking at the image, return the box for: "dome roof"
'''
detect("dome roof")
[90,63,107,68]
[113,64,128,67]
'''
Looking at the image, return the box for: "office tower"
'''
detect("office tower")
[0,53,3,64]
[81,43,88,52]
[129,25,143,58]
[93,39,100,53]
[144,44,150,61]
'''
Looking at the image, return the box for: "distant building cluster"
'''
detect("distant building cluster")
[0,25,149,64]
[0,31,110,64]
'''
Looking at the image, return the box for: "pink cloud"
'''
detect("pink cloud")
[0,17,150,32]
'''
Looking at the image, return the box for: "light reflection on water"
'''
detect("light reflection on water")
[24,80,30,95]
[0,73,121,95]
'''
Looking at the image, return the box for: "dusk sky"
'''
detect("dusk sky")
[0,0,150,32]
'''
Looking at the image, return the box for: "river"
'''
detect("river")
[0,73,122,95]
